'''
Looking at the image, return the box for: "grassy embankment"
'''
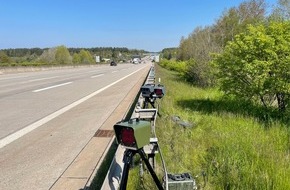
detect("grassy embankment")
[126,62,290,190]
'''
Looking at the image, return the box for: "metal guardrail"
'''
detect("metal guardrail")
[100,64,156,189]
[100,64,195,190]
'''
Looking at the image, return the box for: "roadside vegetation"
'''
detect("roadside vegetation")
[156,65,289,189]
[127,0,289,189]
[126,64,289,190]
[0,46,146,67]
[161,0,289,115]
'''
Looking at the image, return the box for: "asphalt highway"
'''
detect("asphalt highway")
[0,63,150,190]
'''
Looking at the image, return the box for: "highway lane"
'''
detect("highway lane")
[0,64,139,140]
[0,65,126,98]
[0,62,151,190]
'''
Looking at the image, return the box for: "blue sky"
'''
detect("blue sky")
[0,0,277,52]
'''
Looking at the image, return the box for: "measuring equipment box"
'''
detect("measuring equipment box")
[165,173,196,190]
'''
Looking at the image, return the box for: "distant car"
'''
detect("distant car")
[110,61,117,66]
[132,58,140,64]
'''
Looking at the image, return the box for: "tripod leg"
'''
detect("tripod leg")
[138,149,164,190]
[139,158,144,177]
[120,149,135,190]
[148,154,155,169]
[149,101,155,108]
[143,98,148,109]
[120,162,130,190]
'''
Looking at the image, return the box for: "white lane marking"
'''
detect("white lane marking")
[33,82,73,92]
[0,66,146,149]
[28,76,59,82]
[21,76,59,83]
[91,74,104,78]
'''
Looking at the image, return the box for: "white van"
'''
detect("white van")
[132,58,140,64]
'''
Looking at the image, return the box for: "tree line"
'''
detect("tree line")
[160,0,289,113]
[0,46,146,66]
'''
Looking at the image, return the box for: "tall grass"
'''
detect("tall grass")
[126,64,290,190]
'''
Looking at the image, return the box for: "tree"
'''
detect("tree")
[161,47,178,60]
[38,48,56,64]
[213,22,290,111]
[213,0,266,47]
[72,53,81,64]
[0,51,11,63]
[176,0,266,86]
[79,50,94,64]
[177,26,222,86]
[55,45,71,64]
[270,0,290,21]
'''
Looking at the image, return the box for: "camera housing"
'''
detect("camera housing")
[140,84,155,98]
[114,119,151,150]
[153,84,165,98]
[140,84,166,99]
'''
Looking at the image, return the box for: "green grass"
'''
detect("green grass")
[126,64,290,190]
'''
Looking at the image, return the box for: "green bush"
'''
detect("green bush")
[159,59,216,87]
[213,22,290,111]
[159,59,187,76]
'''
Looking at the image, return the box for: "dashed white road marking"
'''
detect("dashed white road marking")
[21,76,60,83]
[33,82,73,92]
[28,76,59,82]
[91,74,104,78]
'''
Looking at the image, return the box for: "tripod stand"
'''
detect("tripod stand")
[120,148,164,190]
[143,97,156,109]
